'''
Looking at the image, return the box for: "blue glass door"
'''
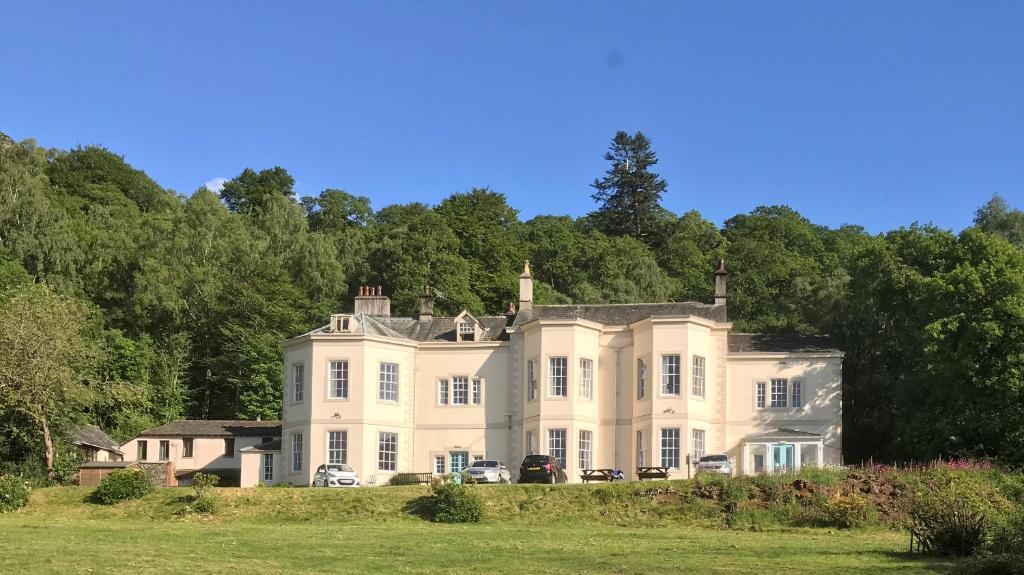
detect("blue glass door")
[771,444,795,473]
[450,451,468,474]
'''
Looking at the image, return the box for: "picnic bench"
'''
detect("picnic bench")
[580,468,616,483]
[390,472,433,485]
[636,466,670,481]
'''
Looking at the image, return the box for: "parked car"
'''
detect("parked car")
[313,464,361,487]
[464,460,511,484]
[695,454,733,476]
[518,454,568,484]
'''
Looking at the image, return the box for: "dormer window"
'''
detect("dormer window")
[454,310,481,342]
[330,314,355,333]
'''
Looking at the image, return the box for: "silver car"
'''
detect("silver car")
[313,464,361,487]
[695,454,733,476]
[463,460,511,484]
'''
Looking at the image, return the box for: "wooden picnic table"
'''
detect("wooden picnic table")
[636,466,670,481]
[580,468,616,482]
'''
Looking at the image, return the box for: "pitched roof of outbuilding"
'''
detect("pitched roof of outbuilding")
[73,424,122,453]
[135,420,282,438]
[728,333,840,354]
[240,439,282,452]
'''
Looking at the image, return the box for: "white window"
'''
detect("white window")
[637,358,647,400]
[661,428,680,469]
[379,362,399,401]
[636,430,645,467]
[328,360,348,399]
[473,454,484,462]
[434,455,445,475]
[548,428,567,468]
[792,380,802,408]
[458,321,475,341]
[578,430,593,470]
[292,363,305,403]
[771,378,788,408]
[691,356,705,398]
[526,430,536,455]
[378,432,397,471]
[159,440,170,461]
[452,376,469,405]
[756,382,767,409]
[328,431,347,465]
[291,433,303,472]
[262,453,274,482]
[472,378,482,405]
[692,429,706,462]
[549,357,567,397]
[527,360,537,401]
[661,355,681,395]
[438,379,449,405]
[579,358,594,400]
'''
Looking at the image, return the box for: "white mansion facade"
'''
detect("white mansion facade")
[236,261,843,486]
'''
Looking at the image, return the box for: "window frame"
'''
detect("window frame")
[137,440,147,461]
[755,381,767,409]
[579,357,594,400]
[637,358,647,400]
[661,427,681,469]
[472,378,482,405]
[691,355,706,399]
[159,440,170,461]
[438,378,449,405]
[378,362,399,402]
[661,354,681,396]
[578,429,593,471]
[770,378,789,408]
[526,430,536,456]
[527,359,538,401]
[691,428,706,462]
[327,359,349,400]
[182,437,194,458]
[636,430,645,467]
[548,356,568,398]
[547,428,567,469]
[262,453,274,482]
[327,430,348,465]
[791,380,802,408]
[378,431,398,471]
[452,376,469,405]
[292,362,305,404]
[434,454,446,475]
[290,433,303,473]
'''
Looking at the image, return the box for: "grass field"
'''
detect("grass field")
[0,484,959,574]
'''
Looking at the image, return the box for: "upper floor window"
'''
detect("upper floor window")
[292,363,305,403]
[770,378,788,408]
[791,380,802,408]
[661,355,681,395]
[379,362,399,401]
[159,440,170,461]
[329,360,348,399]
[458,321,476,342]
[438,379,449,405]
[137,440,148,461]
[637,358,647,400]
[527,360,537,401]
[182,438,193,458]
[691,356,706,398]
[549,357,567,397]
[472,378,482,405]
[756,382,766,409]
[452,376,469,405]
[579,358,594,400]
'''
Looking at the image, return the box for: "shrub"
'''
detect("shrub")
[52,449,84,485]
[956,554,1024,575]
[91,469,154,505]
[190,495,217,515]
[913,498,988,556]
[801,493,876,529]
[692,474,727,500]
[751,474,794,504]
[0,475,31,513]
[989,507,1024,555]
[429,476,483,523]
[191,472,219,498]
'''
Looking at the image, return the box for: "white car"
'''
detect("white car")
[313,464,361,487]
[695,454,733,476]
[464,460,512,484]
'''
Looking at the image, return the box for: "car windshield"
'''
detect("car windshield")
[326,464,354,472]
[523,455,550,464]
[470,460,499,468]
[699,455,729,463]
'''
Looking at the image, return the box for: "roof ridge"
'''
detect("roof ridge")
[535,301,718,308]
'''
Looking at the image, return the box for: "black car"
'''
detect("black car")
[518,454,568,484]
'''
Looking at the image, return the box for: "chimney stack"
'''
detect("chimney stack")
[714,259,728,308]
[354,285,391,317]
[518,261,534,312]
[419,285,434,321]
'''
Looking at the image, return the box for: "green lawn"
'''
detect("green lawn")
[0,485,959,574]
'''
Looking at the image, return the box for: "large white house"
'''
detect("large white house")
[238,261,843,487]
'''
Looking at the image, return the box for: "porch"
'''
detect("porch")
[741,428,824,475]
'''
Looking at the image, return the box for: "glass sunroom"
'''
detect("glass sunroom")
[741,428,824,475]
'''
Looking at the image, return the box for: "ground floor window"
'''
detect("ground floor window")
[661,428,680,469]
[262,453,274,482]
[291,433,303,472]
[378,432,397,471]
[578,430,593,470]
[434,455,445,475]
[526,430,536,455]
[328,431,347,464]
[548,429,567,468]
[691,429,705,462]
[636,431,645,467]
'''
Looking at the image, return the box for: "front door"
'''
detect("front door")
[771,444,795,474]
[449,451,468,474]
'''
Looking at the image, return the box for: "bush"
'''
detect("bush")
[191,472,219,498]
[429,476,483,523]
[190,495,217,515]
[956,554,1024,575]
[751,474,794,504]
[913,498,988,556]
[989,508,1024,555]
[801,493,876,529]
[0,475,31,512]
[91,469,154,505]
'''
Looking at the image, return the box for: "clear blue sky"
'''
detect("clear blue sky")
[2,1,1022,233]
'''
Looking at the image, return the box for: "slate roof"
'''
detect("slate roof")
[368,315,512,342]
[728,333,840,354]
[511,302,727,328]
[73,424,123,453]
[79,461,136,469]
[240,439,282,452]
[136,420,282,438]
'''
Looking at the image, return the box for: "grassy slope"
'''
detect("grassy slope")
[1,482,958,574]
